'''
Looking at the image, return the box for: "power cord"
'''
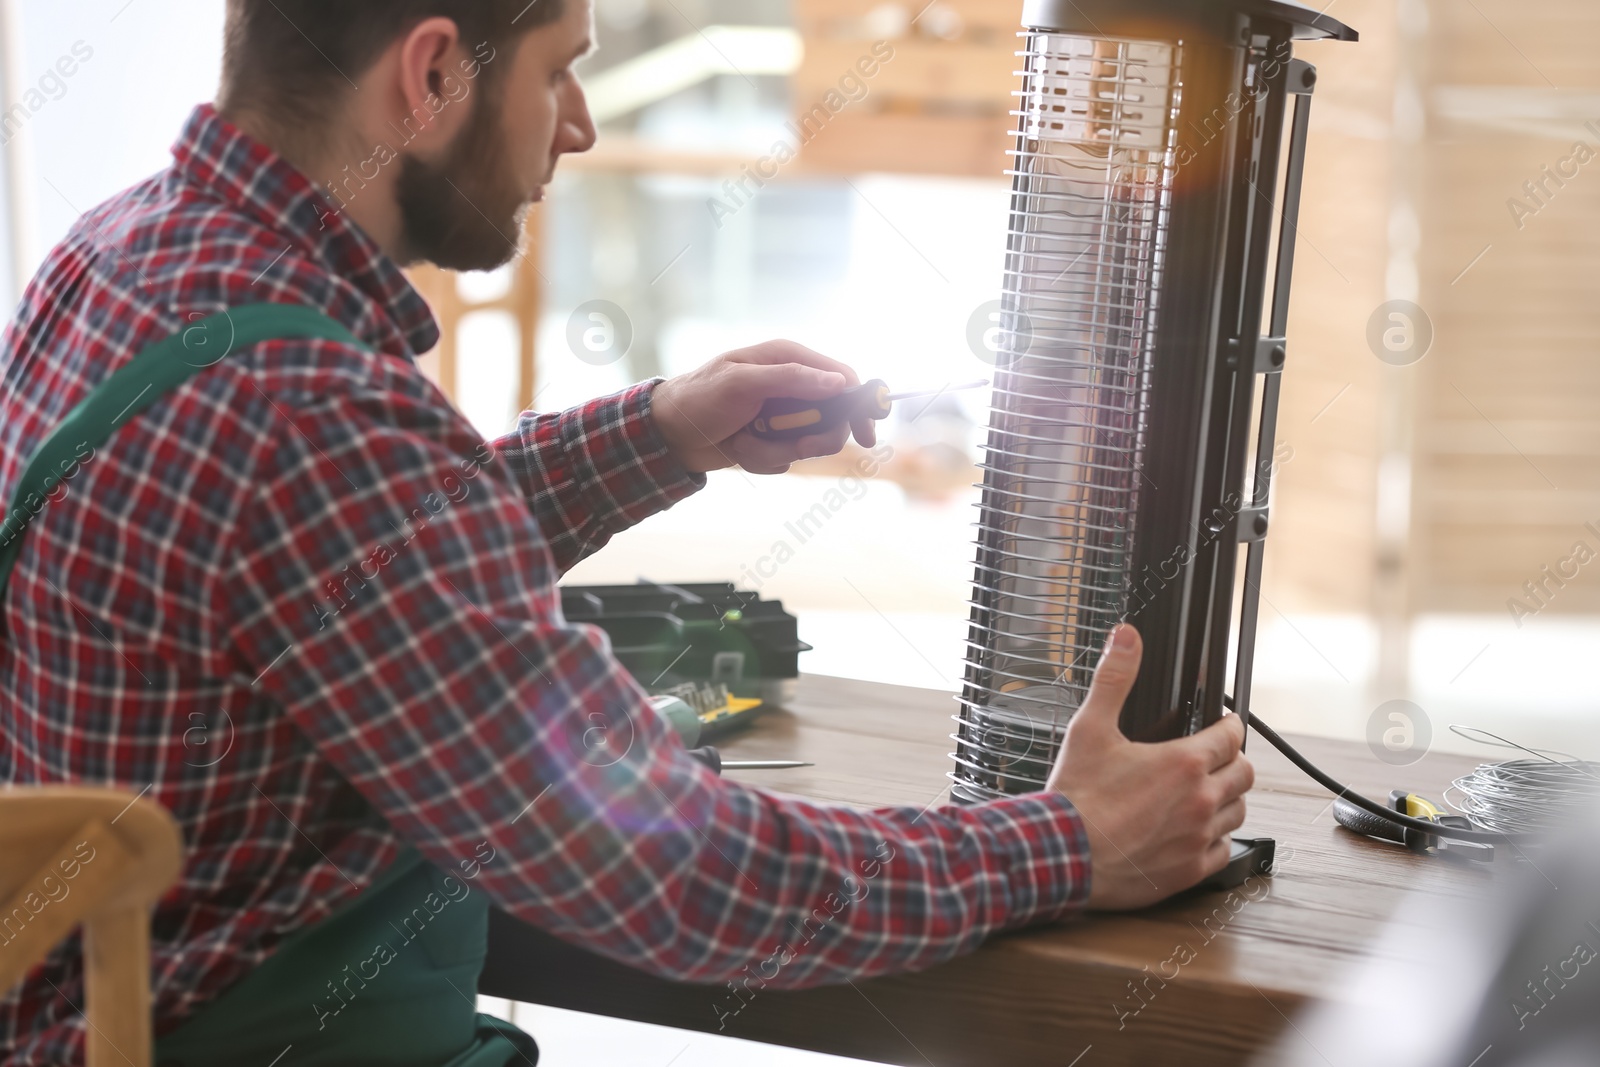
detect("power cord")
[1225,694,1536,845]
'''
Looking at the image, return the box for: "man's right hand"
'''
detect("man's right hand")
[1046,623,1255,910]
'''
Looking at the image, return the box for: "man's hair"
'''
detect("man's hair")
[218,0,565,154]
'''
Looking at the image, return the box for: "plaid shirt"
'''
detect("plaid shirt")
[0,103,1090,1064]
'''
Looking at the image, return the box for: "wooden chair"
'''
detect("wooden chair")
[0,787,183,1067]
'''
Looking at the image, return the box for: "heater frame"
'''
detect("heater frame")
[1126,27,1306,744]
[1119,19,1335,744]
[954,0,1355,802]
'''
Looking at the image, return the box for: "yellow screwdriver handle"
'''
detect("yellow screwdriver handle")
[748,379,891,441]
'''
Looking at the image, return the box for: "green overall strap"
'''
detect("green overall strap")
[1,303,538,1065]
[0,302,360,597]
[155,845,537,1067]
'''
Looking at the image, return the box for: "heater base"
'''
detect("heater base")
[1191,836,1277,893]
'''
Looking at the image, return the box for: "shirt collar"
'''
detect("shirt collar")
[169,103,441,360]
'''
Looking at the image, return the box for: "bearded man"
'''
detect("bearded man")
[0,3,1253,1063]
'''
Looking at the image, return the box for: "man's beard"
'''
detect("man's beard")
[395,87,531,272]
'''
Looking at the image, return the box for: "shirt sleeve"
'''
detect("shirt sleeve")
[219,372,1092,993]
[488,378,705,573]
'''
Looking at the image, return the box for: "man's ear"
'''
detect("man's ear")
[391,16,475,152]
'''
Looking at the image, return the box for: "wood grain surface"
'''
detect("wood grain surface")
[481,674,1499,1066]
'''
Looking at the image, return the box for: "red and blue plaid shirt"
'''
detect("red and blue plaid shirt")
[0,103,1090,1063]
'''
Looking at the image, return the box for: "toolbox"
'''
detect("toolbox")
[559,581,810,739]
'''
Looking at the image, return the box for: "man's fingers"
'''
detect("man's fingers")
[733,361,847,404]
[1188,711,1247,773]
[849,415,877,449]
[727,431,800,472]
[1200,834,1234,878]
[729,341,860,386]
[795,424,851,461]
[1207,796,1248,843]
[1211,750,1255,802]
[1069,624,1143,740]
[726,432,793,474]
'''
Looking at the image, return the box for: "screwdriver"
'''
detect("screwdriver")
[648,694,812,775]
[686,748,812,774]
[747,378,989,442]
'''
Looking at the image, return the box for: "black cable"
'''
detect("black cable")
[1225,694,1537,845]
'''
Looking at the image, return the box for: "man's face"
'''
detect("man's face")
[396,0,597,271]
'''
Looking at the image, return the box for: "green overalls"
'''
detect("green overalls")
[0,304,538,1067]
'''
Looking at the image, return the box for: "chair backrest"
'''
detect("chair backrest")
[0,787,183,1067]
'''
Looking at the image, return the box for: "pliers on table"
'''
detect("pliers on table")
[1333,789,1493,863]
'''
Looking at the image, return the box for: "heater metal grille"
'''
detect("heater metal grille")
[952,33,1182,802]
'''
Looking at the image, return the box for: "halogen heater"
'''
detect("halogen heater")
[952,1,1356,810]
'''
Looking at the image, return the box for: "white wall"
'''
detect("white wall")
[7,0,224,281]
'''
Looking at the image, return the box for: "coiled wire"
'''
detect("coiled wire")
[1444,727,1600,835]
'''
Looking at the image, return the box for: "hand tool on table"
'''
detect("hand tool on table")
[1333,788,1493,863]
[747,378,989,442]
[681,748,811,774]
[648,694,811,775]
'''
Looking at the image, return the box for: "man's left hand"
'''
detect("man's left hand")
[650,340,877,475]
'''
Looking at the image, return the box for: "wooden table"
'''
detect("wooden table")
[480,674,1496,1066]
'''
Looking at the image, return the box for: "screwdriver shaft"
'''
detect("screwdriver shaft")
[884,379,989,402]
[721,760,812,770]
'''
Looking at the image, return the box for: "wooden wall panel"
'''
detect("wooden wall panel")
[1414,0,1600,614]
[794,39,1016,108]
[1257,0,1399,614]
[792,0,1017,177]
[794,0,1020,38]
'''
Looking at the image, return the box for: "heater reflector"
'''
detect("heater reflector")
[953,34,1180,803]
[953,1,1355,804]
